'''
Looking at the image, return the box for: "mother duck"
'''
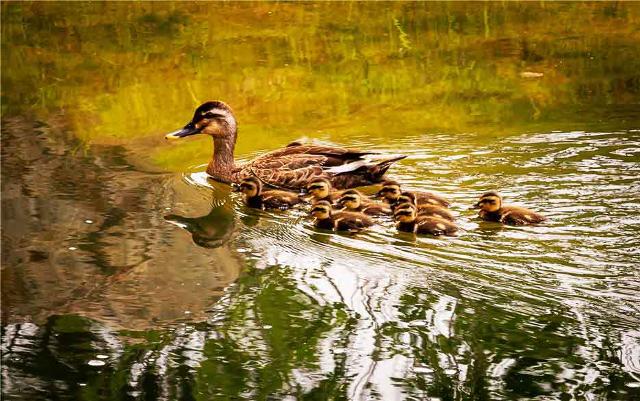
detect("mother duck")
[165,101,406,190]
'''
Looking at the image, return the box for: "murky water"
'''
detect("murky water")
[2,3,640,401]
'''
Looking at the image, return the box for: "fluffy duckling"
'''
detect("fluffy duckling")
[377,180,450,207]
[394,204,458,236]
[337,189,392,216]
[238,177,301,210]
[392,192,455,221]
[310,200,374,232]
[473,191,545,225]
[305,178,343,203]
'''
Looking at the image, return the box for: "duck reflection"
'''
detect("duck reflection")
[165,201,236,248]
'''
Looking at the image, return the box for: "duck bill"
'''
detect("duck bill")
[165,122,203,140]
[471,201,481,210]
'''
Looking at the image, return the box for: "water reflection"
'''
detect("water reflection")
[3,2,640,401]
[165,185,236,248]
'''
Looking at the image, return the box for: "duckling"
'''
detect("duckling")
[394,204,458,236]
[305,178,343,203]
[337,189,392,216]
[377,180,450,207]
[473,191,545,225]
[310,200,374,232]
[238,177,301,210]
[392,192,455,221]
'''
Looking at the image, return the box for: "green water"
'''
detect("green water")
[2,2,640,400]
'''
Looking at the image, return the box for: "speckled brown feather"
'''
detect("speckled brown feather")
[414,204,455,221]
[497,206,546,225]
[233,145,404,190]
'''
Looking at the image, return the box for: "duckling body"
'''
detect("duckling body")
[311,200,374,232]
[397,216,458,236]
[165,101,406,190]
[238,177,301,210]
[394,204,458,236]
[474,191,545,225]
[337,189,392,216]
[378,180,450,208]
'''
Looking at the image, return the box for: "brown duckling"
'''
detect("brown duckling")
[238,177,301,210]
[305,178,343,203]
[337,189,392,216]
[392,192,455,221]
[473,191,545,225]
[377,180,450,207]
[310,200,374,232]
[394,204,458,236]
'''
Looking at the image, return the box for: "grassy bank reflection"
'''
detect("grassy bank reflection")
[2,2,639,172]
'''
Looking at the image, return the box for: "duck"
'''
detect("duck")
[236,176,301,210]
[377,180,450,207]
[310,200,374,232]
[336,189,392,216]
[305,177,343,203]
[165,101,406,190]
[473,191,546,225]
[392,192,455,221]
[394,204,458,236]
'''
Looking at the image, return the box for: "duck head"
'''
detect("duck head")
[165,101,237,140]
[238,177,262,198]
[377,180,402,202]
[310,200,332,219]
[337,189,362,210]
[473,191,502,212]
[306,178,332,200]
[393,203,417,223]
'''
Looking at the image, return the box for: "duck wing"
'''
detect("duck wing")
[240,145,405,190]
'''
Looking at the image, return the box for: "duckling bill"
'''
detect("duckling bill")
[238,177,301,210]
[473,191,545,225]
[310,200,374,232]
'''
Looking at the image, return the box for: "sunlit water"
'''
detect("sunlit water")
[2,2,640,400]
[3,123,639,400]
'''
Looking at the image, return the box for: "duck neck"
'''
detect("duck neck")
[207,135,237,183]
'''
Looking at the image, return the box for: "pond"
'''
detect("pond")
[2,2,639,400]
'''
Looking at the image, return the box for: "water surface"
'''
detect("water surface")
[2,3,640,400]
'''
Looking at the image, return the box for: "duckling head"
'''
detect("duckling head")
[239,177,262,198]
[378,180,402,201]
[474,191,502,212]
[310,200,332,219]
[165,101,237,140]
[394,203,417,223]
[338,189,362,210]
[306,178,332,199]
[388,193,413,212]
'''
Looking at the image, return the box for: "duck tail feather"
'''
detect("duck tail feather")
[367,154,407,180]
